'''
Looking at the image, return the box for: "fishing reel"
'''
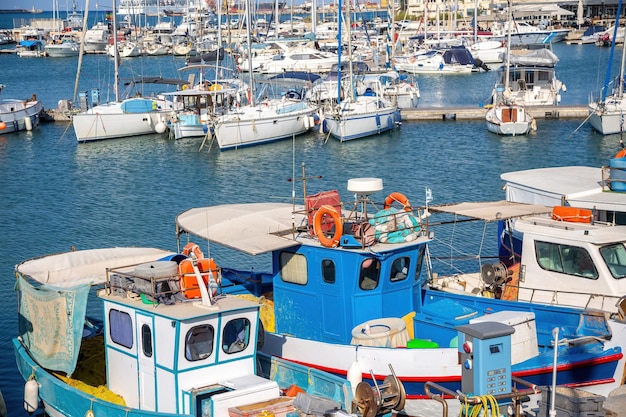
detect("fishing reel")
[352,365,406,417]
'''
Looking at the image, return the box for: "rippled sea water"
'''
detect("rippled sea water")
[1,32,624,416]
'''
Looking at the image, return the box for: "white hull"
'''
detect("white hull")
[72,101,171,142]
[44,43,80,57]
[213,102,314,150]
[485,104,534,135]
[589,97,626,135]
[0,99,43,133]
[323,97,401,141]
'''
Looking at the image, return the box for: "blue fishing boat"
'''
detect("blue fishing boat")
[173,176,626,415]
[14,247,406,417]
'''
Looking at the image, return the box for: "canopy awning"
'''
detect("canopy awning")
[176,203,305,255]
[17,247,176,287]
[428,201,552,222]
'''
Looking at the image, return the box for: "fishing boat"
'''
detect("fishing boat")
[588,0,626,135]
[426,200,626,314]
[485,1,535,136]
[174,174,626,416]
[0,84,43,133]
[14,247,406,417]
[319,0,401,141]
[210,0,317,150]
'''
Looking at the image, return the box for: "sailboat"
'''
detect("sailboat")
[320,0,401,142]
[485,0,535,136]
[588,0,626,135]
[210,0,317,150]
[72,0,183,143]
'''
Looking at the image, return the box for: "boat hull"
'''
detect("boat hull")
[72,101,170,142]
[588,99,626,135]
[213,103,314,150]
[0,99,43,133]
[323,100,401,141]
[485,105,533,136]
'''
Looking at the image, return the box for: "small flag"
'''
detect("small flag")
[105,11,113,21]
[425,187,433,204]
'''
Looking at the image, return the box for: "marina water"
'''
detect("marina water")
[2,21,626,416]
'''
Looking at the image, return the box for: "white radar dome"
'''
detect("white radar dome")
[347,178,383,194]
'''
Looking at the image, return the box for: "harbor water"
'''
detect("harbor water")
[2,22,626,416]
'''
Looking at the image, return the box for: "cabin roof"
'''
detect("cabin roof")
[99,289,260,320]
[515,215,626,244]
[428,200,552,221]
[502,166,626,212]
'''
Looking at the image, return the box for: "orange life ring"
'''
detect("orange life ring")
[182,242,204,259]
[615,149,626,159]
[313,205,343,248]
[179,258,221,299]
[383,192,411,212]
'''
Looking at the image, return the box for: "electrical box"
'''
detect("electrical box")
[456,321,514,397]
[78,91,88,111]
[90,88,100,107]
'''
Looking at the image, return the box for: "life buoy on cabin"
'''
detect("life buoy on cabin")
[383,192,411,212]
[179,257,221,299]
[209,83,222,91]
[313,205,343,248]
[615,148,626,159]
[182,242,204,259]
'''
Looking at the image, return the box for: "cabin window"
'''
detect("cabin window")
[535,241,598,279]
[390,257,410,282]
[600,243,626,279]
[185,324,214,361]
[223,317,251,354]
[280,252,307,285]
[322,259,336,283]
[141,324,153,358]
[109,309,133,349]
[359,258,381,290]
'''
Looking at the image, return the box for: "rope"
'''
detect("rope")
[460,394,500,417]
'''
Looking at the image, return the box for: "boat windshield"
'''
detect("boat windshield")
[599,243,626,279]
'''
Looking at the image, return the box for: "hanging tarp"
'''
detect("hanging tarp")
[16,276,90,376]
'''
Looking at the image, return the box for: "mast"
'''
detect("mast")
[73,0,90,103]
[602,0,622,102]
[245,0,255,106]
[336,0,342,104]
[113,0,120,102]
[504,0,512,95]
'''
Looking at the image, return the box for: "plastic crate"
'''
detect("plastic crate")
[540,386,605,412]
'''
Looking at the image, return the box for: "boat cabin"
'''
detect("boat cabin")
[102,259,279,415]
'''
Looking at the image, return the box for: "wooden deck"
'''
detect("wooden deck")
[402,105,588,121]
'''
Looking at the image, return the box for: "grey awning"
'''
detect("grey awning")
[428,200,552,221]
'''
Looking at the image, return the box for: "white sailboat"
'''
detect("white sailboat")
[210,0,316,150]
[485,0,535,136]
[321,0,401,142]
[72,0,181,143]
[588,0,626,135]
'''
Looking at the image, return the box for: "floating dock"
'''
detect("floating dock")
[402,105,588,121]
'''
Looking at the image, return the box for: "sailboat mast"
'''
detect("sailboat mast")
[618,3,626,97]
[336,0,342,104]
[346,0,353,100]
[504,0,512,93]
[113,0,120,102]
[602,0,622,102]
[245,0,255,106]
[73,0,89,103]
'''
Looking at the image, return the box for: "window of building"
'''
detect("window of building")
[109,309,133,349]
[185,324,214,361]
[280,252,307,285]
[222,317,251,354]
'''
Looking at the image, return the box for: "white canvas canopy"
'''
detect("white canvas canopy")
[17,247,176,287]
[176,203,305,255]
[502,166,626,213]
[428,200,552,222]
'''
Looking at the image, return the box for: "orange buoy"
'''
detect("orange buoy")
[182,242,204,259]
[615,149,626,159]
[313,205,342,248]
[383,192,411,211]
[178,258,220,299]
[0,121,6,130]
